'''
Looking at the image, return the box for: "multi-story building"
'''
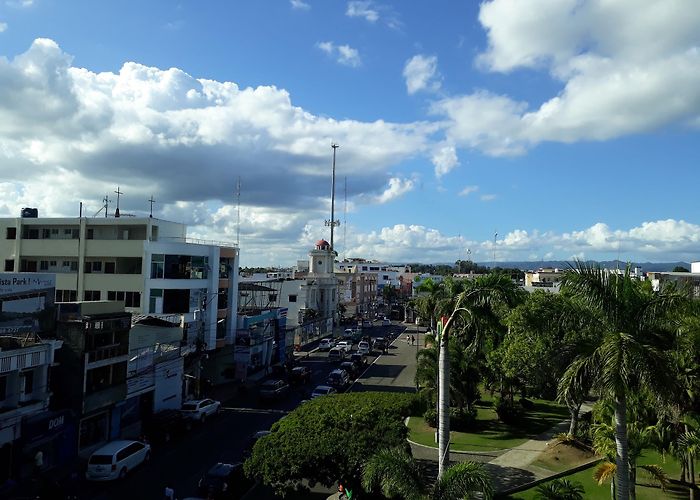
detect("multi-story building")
[336,259,408,296]
[51,301,131,455]
[0,335,64,482]
[0,214,239,352]
[524,268,566,287]
[336,269,377,319]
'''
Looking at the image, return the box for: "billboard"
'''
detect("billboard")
[0,273,56,334]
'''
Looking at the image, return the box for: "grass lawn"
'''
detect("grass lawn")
[507,449,688,500]
[408,397,569,452]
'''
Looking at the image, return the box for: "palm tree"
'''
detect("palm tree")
[362,447,493,499]
[558,261,688,500]
[534,478,585,500]
[436,272,522,478]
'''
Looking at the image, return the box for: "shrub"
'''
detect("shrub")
[495,398,524,425]
[450,407,477,432]
[424,408,437,427]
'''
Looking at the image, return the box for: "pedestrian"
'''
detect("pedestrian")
[164,483,176,500]
[411,335,416,346]
[406,334,410,344]
[33,449,43,477]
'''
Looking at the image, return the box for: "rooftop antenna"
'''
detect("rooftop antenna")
[236,176,241,246]
[343,176,347,260]
[493,230,498,269]
[114,186,123,218]
[93,194,110,218]
[324,143,340,250]
[148,195,156,218]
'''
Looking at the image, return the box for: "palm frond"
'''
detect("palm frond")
[593,461,616,485]
[362,447,425,500]
[432,461,494,500]
[638,464,669,491]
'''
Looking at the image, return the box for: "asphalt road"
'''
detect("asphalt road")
[76,321,414,500]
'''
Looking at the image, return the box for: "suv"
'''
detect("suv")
[328,347,346,361]
[180,399,221,423]
[336,340,352,353]
[319,338,335,351]
[289,366,312,385]
[142,409,191,444]
[326,369,350,389]
[340,361,359,378]
[382,317,391,327]
[259,379,289,399]
[86,440,151,481]
[373,337,387,352]
[357,341,370,355]
[311,385,337,398]
[350,353,367,368]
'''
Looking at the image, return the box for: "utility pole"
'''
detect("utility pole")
[148,195,156,218]
[114,186,123,218]
[325,144,340,249]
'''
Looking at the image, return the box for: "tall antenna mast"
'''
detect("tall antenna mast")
[493,230,498,268]
[148,195,156,218]
[343,176,347,260]
[325,143,340,249]
[236,176,241,246]
[114,186,123,218]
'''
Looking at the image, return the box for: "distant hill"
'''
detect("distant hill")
[472,260,692,272]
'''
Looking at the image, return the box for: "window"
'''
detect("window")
[87,228,94,239]
[55,289,77,302]
[92,261,102,272]
[62,261,70,267]
[4,259,13,272]
[24,228,39,239]
[269,294,277,302]
[51,228,59,235]
[125,291,141,308]
[6,227,16,239]
[40,261,49,270]
[70,261,78,271]
[104,262,115,274]
[150,254,164,279]
[20,260,37,272]
[71,229,79,239]
[22,370,34,394]
[383,275,389,280]
[84,290,101,301]
[288,294,297,303]
[42,228,50,239]
[49,260,56,266]
[64,229,72,235]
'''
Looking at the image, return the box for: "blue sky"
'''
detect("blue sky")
[0,0,698,267]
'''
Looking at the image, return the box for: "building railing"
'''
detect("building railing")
[86,344,128,363]
[159,236,238,248]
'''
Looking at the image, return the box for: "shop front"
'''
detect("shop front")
[20,410,77,479]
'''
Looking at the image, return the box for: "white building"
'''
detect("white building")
[0,215,239,351]
[336,259,408,297]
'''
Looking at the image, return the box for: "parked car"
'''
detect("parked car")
[259,379,289,399]
[340,361,359,378]
[382,318,391,327]
[336,340,352,352]
[362,320,372,328]
[142,409,191,444]
[289,366,312,385]
[319,338,335,351]
[326,369,350,389]
[350,353,367,368]
[328,347,346,361]
[357,340,370,356]
[373,337,387,352]
[311,385,337,398]
[180,398,221,423]
[243,430,271,458]
[86,440,151,481]
[198,462,254,499]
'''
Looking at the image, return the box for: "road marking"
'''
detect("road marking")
[222,407,289,415]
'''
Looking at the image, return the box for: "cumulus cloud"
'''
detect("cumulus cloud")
[316,41,362,67]
[431,143,459,177]
[372,177,415,204]
[290,0,310,9]
[346,1,379,22]
[459,185,478,197]
[403,54,441,94]
[433,0,700,156]
[0,22,7,32]
[342,219,700,264]
[480,194,497,201]
[0,38,437,265]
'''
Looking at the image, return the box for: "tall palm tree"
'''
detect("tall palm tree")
[362,447,493,499]
[558,261,688,500]
[436,272,522,478]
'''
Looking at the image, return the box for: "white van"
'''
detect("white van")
[357,341,370,355]
[86,440,151,481]
[328,347,346,361]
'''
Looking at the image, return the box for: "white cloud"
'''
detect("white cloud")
[346,1,379,22]
[459,185,478,197]
[480,194,497,201]
[0,39,437,265]
[290,0,310,9]
[403,54,441,94]
[316,41,361,67]
[6,0,33,7]
[341,219,700,264]
[0,22,6,32]
[431,143,459,177]
[373,177,415,204]
[433,0,700,156]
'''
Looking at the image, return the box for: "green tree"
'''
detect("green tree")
[362,447,494,500]
[244,392,415,496]
[435,272,522,478]
[673,266,690,272]
[558,261,688,500]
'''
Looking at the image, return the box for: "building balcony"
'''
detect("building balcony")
[19,239,80,257]
[86,344,129,364]
[85,240,145,258]
[83,273,143,290]
[83,384,127,414]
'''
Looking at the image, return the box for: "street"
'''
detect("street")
[75,321,421,500]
